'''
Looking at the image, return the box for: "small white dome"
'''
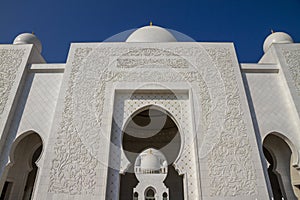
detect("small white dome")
[140,150,161,170]
[263,32,293,53]
[126,25,177,43]
[13,33,42,53]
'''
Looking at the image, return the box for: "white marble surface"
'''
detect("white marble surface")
[2,37,299,199]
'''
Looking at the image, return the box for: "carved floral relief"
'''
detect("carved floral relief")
[282,49,300,96]
[48,45,257,198]
[0,49,25,118]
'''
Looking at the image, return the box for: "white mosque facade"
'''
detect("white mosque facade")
[0,25,299,200]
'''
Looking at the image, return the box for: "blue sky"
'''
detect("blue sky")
[1,0,299,63]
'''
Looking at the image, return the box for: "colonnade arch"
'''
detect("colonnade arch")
[263,132,300,200]
[0,131,43,200]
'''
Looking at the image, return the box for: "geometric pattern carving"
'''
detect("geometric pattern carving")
[0,48,25,118]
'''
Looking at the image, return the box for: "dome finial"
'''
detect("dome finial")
[271,29,274,34]
[150,21,153,26]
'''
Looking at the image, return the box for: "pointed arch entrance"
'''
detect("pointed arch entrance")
[263,133,299,200]
[120,105,184,200]
[145,187,156,200]
[0,132,43,200]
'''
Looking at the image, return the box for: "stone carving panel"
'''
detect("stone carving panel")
[0,49,25,118]
[282,49,300,96]
[205,48,257,196]
[117,58,189,68]
[116,48,189,68]
[67,45,226,163]
[49,48,99,195]
[49,44,257,198]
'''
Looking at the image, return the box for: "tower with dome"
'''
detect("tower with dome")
[0,24,299,200]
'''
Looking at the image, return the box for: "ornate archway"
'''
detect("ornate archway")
[120,105,183,200]
[263,133,299,199]
[0,132,43,200]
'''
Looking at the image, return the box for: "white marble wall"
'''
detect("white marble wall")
[33,42,270,199]
[242,44,300,170]
[1,40,287,199]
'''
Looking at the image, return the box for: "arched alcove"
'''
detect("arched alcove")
[145,187,156,200]
[133,192,139,200]
[0,132,43,200]
[263,146,284,199]
[263,133,299,200]
[120,105,183,200]
[162,192,168,200]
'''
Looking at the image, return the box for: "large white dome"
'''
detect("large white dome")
[140,150,161,170]
[263,32,293,53]
[126,25,177,43]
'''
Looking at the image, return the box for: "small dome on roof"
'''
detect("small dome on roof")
[263,31,293,53]
[140,149,161,170]
[126,25,177,43]
[13,33,42,53]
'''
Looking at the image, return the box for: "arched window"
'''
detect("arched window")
[145,188,155,200]
[162,192,168,200]
[133,192,138,200]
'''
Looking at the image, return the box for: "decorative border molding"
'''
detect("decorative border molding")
[116,48,189,68]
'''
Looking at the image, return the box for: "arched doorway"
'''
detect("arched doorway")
[145,187,156,200]
[263,133,299,200]
[120,106,183,200]
[133,192,138,200]
[162,192,168,200]
[0,132,43,200]
[263,146,283,199]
